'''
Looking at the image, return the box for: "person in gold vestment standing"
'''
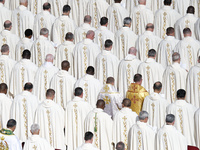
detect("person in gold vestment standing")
[126,74,149,114]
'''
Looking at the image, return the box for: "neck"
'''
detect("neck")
[63,12,69,16]
[154,90,160,94]
[85,140,92,144]
[135,82,141,85]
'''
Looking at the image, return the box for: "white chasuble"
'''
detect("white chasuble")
[194,108,200,148]
[96,50,119,86]
[73,38,100,79]
[50,70,76,109]
[34,99,65,149]
[29,0,47,15]
[48,0,67,18]
[106,3,129,33]
[173,0,190,16]
[157,36,179,68]
[167,100,197,146]
[118,54,141,97]
[76,143,99,150]
[128,121,156,150]
[142,92,170,129]
[85,108,113,150]
[162,63,187,103]
[33,62,59,101]
[195,18,200,41]
[136,31,161,61]
[9,0,19,10]
[0,3,11,32]
[130,5,154,35]
[10,59,38,96]
[65,96,93,150]
[112,107,137,149]
[190,0,200,17]
[114,27,138,60]
[74,74,102,108]
[154,6,181,39]
[137,58,164,94]
[126,0,138,14]
[156,125,187,150]
[10,91,39,142]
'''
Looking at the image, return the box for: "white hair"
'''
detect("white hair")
[31,124,40,133]
[45,54,54,62]
[139,111,148,120]
[40,28,49,36]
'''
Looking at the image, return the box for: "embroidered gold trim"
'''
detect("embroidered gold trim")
[60,79,64,109]
[93,115,99,148]
[73,103,78,132]
[170,72,175,102]
[40,17,44,28]
[145,38,149,58]
[151,103,155,125]
[61,23,65,43]
[2,38,6,45]
[127,64,131,86]
[20,46,24,59]
[99,33,103,49]
[17,13,20,37]
[185,20,190,28]
[77,0,80,8]
[137,131,142,150]
[113,10,119,30]
[187,45,193,67]
[0,63,4,83]
[121,34,125,55]
[198,72,200,91]
[46,110,53,145]
[84,83,88,101]
[44,70,48,92]
[136,12,140,35]
[34,0,37,14]
[198,1,200,17]
[172,0,175,9]
[122,116,128,149]
[22,98,28,139]
[37,42,42,67]
[162,12,167,39]
[103,96,111,104]
[146,66,150,92]
[64,48,68,60]
[163,133,168,150]
[83,46,88,73]
[56,0,60,16]
[166,43,171,65]
[94,2,98,28]
[103,85,110,93]
[178,109,183,134]
[21,67,25,90]
[102,58,106,84]
[82,32,86,40]
[33,145,37,150]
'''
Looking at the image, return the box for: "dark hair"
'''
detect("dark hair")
[164,0,172,5]
[134,74,142,82]
[153,82,162,91]
[100,17,108,25]
[86,66,95,75]
[75,87,83,96]
[166,114,175,123]
[43,2,51,10]
[25,29,33,37]
[122,98,131,107]
[183,28,191,34]
[0,83,8,92]
[84,131,93,141]
[63,5,71,13]
[177,89,186,99]
[22,49,31,59]
[116,142,125,150]
[106,77,114,84]
[148,49,156,57]
[166,27,174,35]
[7,119,16,128]
[24,83,33,91]
[104,39,113,48]
[46,89,55,97]
[187,6,195,14]
[65,32,74,40]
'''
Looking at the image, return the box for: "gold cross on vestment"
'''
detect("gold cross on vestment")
[22,98,26,103]
[137,131,141,135]
[46,110,50,115]
[83,46,87,51]
[151,103,155,108]
[40,18,44,22]
[178,109,182,113]
[103,96,110,104]
[136,11,140,16]
[145,38,149,43]
[146,66,150,70]
[99,33,102,38]
[2,38,6,44]
[187,45,191,49]
[0,63,3,68]
[73,103,78,108]
[103,85,109,93]
[185,20,190,25]
[113,10,117,14]
[33,145,37,150]
[37,42,40,47]
[122,116,127,121]
[83,32,86,38]
[61,23,65,28]
[163,12,167,16]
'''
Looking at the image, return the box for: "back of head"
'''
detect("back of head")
[84,15,92,23]
[166,114,175,124]
[187,6,195,14]
[153,81,162,91]
[86,30,95,39]
[86,66,95,75]
[172,52,180,62]
[96,99,105,109]
[139,111,148,120]
[148,49,156,58]
[22,49,31,59]
[164,0,172,5]
[138,0,146,4]
[43,2,51,10]
[166,27,175,36]
[4,20,12,29]
[198,56,200,63]
[0,83,8,93]
[46,89,55,98]
[40,28,49,36]
[114,0,122,3]
[123,17,132,26]
[20,0,27,4]
[63,5,71,13]
[128,47,137,55]
[176,89,186,99]
[65,32,74,41]
[7,119,16,128]
[104,39,113,49]
[183,27,191,36]
[100,17,108,26]
[45,54,54,62]
[134,74,142,82]
[61,60,70,70]
[145,23,154,31]
[116,142,125,150]
[25,29,33,37]
[106,77,115,84]
[31,124,40,134]
[74,87,83,96]
[0,0,4,4]
[122,98,131,107]
[24,82,33,91]
[84,131,93,141]
[1,44,9,53]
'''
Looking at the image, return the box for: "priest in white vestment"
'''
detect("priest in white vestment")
[85,100,113,150]
[33,2,56,40]
[73,30,100,79]
[65,87,93,150]
[50,61,76,109]
[190,0,200,17]
[0,119,22,150]
[29,0,47,15]
[52,5,77,45]
[156,114,188,150]
[136,23,161,61]
[0,0,11,31]
[86,0,109,28]
[0,83,12,129]
[175,6,198,40]
[10,50,38,96]
[113,98,138,149]
[154,0,181,39]
[96,40,119,85]
[11,0,34,39]
[48,0,67,18]
[157,27,179,68]
[33,54,59,101]
[74,66,102,108]
[94,17,114,50]
[34,89,65,149]
[24,124,53,150]
[76,131,99,150]
[15,29,33,61]
[10,83,39,143]
[173,0,190,16]
[55,32,75,75]
[194,107,200,148]
[142,82,170,129]
[118,47,142,97]
[126,0,138,14]
[0,21,20,59]
[138,49,164,94]
[162,52,187,103]
[0,44,16,92]
[130,0,154,35]
[128,111,156,150]
[114,17,138,60]
[31,28,55,67]
[174,28,200,71]
[166,89,197,146]
[187,56,200,108]
[106,0,129,33]
[74,16,96,44]
[98,77,123,117]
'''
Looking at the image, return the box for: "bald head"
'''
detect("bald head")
[4,20,12,30]
[43,2,51,11]
[128,47,137,56]
[84,15,92,24]
[153,81,162,93]
[86,30,95,40]
[172,52,180,63]
[0,83,8,94]
[45,54,54,63]
[138,0,146,5]
[61,61,70,71]
[146,23,154,32]
[122,98,131,108]
[96,99,105,109]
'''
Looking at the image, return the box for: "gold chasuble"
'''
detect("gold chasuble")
[126,83,149,114]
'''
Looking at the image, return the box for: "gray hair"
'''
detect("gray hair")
[139,111,149,120]
[20,0,27,3]
[1,44,9,53]
[116,142,125,150]
[45,54,54,62]
[40,28,49,36]
[166,114,175,123]
[84,15,92,23]
[123,17,132,25]
[128,47,137,55]
[172,52,180,62]
[31,124,40,133]
[86,30,94,37]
